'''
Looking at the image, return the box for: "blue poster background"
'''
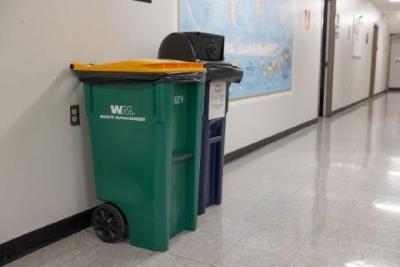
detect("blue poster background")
[179,0,294,100]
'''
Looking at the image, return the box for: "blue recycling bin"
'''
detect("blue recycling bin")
[198,64,242,214]
[198,80,228,214]
[159,32,243,214]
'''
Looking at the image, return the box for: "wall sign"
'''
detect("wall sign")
[352,15,363,59]
[335,14,340,39]
[304,10,312,31]
[209,81,227,120]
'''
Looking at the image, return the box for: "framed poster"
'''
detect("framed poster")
[352,15,363,59]
[179,0,295,100]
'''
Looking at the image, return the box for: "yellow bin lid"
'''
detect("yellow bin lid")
[70,59,206,74]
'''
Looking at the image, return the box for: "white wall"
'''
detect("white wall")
[225,0,322,153]
[375,17,390,94]
[332,0,390,111]
[0,0,176,244]
[389,35,400,88]
[385,15,400,34]
[0,0,323,243]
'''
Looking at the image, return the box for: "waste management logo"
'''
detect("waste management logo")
[99,105,146,122]
[110,105,135,116]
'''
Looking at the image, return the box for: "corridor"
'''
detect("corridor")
[8,92,400,266]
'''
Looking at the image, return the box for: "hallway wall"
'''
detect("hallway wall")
[0,0,176,244]
[332,0,390,111]
[0,0,369,246]
[0,0,391,246]
[0,0,323,244]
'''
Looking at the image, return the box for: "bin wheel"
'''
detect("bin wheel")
[92,203,127,243]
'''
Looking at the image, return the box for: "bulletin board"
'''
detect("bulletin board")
[179,0,295,100]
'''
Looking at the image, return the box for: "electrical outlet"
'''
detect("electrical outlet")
[70,105,80,126]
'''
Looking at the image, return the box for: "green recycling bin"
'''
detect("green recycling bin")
[70,60,206,251]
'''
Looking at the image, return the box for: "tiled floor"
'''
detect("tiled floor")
[8,92,400,267]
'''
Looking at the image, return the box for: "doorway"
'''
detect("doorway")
[369,24,379,97]
[319,0,336,117]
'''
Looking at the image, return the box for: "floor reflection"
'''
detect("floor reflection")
[310,119,330,242]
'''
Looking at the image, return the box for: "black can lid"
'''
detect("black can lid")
[159,32,225,62]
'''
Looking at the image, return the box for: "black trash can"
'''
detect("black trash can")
[159,32,243,215]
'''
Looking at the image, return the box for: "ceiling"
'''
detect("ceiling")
[370,0,400,33]
[370,0,400,14]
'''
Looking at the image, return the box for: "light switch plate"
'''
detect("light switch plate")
[70,105,80,126]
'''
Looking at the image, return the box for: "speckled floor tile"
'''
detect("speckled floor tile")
[7,93,400,267]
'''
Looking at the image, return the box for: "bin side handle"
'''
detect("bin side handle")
[172,153,193,163]
[209,136,223,144]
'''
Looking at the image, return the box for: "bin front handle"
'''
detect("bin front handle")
[209,136,223,144]
[172,153,193,163]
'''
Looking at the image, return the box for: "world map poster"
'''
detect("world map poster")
[179,0,295,100]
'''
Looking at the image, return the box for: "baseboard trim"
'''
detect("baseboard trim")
[374,90,389,97]
[2,90,389,265]
[331,97,369,117]
[331,90,387,117]
[224,118,319,164]
[0,208,94,266]
[0,118,319,265]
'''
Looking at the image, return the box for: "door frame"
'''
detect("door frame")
[319,0,329,117]
[319,0,337,117]
[369,24,379,97]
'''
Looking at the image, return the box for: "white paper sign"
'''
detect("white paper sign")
[352,15,363,59]
[209,81,227,120]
